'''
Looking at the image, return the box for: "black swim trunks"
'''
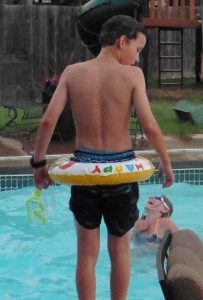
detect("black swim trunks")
[69,148,139,237]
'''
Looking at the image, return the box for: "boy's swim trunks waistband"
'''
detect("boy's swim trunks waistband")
[72,147,135,163]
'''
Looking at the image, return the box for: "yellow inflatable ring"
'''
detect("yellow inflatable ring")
[49,156,155,186]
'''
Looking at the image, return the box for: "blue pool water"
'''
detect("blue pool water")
[0,182,203,300]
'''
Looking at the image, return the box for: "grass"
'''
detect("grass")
[130,96,203,136]
[150,98,203,135]
[148,77,203,89]
[1,97,203,137]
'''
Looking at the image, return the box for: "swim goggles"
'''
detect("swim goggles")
[153,196,170,211]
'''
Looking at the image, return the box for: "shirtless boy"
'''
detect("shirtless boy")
[31,15,174,300]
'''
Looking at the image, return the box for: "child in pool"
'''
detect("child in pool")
[132,195,178,244]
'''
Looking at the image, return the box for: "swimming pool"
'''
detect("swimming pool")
[0,172,203,300]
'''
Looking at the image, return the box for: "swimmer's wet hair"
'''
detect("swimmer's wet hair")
[162,195,174,217]
[99,15,146,47]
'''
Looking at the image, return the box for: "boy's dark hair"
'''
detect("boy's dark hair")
[99,15,145,47]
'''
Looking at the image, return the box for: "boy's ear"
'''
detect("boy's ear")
[117,35,127,48]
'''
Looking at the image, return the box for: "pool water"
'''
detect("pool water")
[0,182,203,300]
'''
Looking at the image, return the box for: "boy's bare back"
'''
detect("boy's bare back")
[64,58,138,151]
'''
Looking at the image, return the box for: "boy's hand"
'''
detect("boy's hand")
[33,166,51,189]
[158,162,174,188]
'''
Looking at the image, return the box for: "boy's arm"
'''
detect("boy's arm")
[32,68,69,188]
[132,68,174,188]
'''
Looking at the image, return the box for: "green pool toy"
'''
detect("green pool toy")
[26,188,46,223]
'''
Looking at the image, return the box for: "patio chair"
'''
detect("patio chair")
[20,81,45,140]
[17,104,43,140]
[0,82,41,144]
[156,229,203,300]
[0,83,63,147]
[0,105,22,141]
[0,104,42,148]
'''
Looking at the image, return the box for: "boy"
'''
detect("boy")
[31,15,174,300]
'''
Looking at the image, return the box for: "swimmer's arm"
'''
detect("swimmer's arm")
[34,68,69,161]
[132,68,174,187]
[158,218,179,236]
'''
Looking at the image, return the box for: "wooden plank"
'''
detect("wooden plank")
[173,0,178,18]
[180,0,185,19]
[149,0,155,18]
[189,0,195,20]
[157,0,162,18]
[165,0,170,18]
[142,17,201,28]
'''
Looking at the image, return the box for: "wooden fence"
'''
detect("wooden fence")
[0,4,88,104]
[0,4,201,105]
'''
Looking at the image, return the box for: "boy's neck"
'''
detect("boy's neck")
[97,46,121,63]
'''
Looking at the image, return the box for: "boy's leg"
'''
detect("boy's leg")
[75,221,100,300]
[107,231,131,300]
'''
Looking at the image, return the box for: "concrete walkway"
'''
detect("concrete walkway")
[133,134,203,168]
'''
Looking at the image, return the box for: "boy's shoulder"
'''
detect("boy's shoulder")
[62,61,89,78]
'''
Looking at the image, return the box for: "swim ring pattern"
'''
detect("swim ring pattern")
[49,156,154,186]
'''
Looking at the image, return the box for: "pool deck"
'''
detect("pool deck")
[133,134,203,168]
[0,133,203,174]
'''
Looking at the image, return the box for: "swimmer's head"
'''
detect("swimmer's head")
[146,195,174,218]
